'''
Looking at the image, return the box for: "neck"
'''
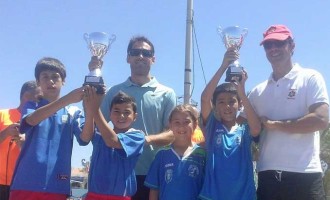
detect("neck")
[173,142,194,157]
[130,75,151,86]
[222,120,237,131]
[271,61,293,81]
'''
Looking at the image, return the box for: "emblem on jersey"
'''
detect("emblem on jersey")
[61,114,68,123]
[235,135,242,145]
[287,89,297,99]
[215,133,222,146]
[165,169,173,183]
[188,164,199,177]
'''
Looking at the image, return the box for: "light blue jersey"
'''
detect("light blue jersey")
[145,144,206,200]
[100,77,177,175]
[199,114,256,200]
[88,128,144,196]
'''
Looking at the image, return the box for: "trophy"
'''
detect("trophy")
[217,26,248,82]
[83,32,116,94]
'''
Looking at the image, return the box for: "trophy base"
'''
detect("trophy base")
[225,66,243,82]
[83,75,105,94]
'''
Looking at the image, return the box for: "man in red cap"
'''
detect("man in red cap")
[240,24,329,199]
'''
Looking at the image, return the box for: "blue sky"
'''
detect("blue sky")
[1,0,329,167]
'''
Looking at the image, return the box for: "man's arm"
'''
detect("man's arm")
[262,102,329,133]
[0,123,20,143]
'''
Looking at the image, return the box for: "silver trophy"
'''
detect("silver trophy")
[83,32,116,93]
[217,26,248,82]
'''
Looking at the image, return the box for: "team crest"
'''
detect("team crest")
[188,164,199,177]
[287,89,297,99]
[165,169,173,183]
[215,133,222,146]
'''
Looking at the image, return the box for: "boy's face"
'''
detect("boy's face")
[214,92,241,123]
[37,70,64,101]
[170,111,196,146]
[110,103,137,133]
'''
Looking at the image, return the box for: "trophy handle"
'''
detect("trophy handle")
[108,34,116,47]
[217,26,223,38]
[83,33,90,44]
[242,28,248,38]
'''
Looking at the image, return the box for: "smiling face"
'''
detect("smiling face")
[263,39,295,66]
[170,110,197,147]
[214,92,241,126]
[110,102,137,133]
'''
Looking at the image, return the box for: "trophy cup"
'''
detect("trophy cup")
[83,32,116,94]
[217,26,248,82]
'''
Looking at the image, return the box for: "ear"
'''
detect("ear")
[133,112,138,121]
[238,100,243,111]
[126,55,130,63]
[151,56,156,64]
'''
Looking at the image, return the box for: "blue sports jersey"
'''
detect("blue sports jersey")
[88,128,144,196]
[199,114,256,200]
[144,144,206,200]
[11,98,88,195]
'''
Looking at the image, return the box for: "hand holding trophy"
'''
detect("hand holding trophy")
[217,26,248,82]
[83,32,116,94]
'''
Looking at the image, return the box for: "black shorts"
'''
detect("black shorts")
[257,170,326,200]
[131,175,149,200]
[0,184,10,200]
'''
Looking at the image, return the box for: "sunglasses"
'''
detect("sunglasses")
[129,49,154,58]
[263,40,288,50]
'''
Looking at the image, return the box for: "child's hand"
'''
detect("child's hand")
[232,69,247,98]
[83,86,104,114]
[66,87,85,104]
[220,47,239,69]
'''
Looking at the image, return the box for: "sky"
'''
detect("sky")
[1,0,330,167]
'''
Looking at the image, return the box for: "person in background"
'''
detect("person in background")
[81,89,144,200]
[92,35,177,200]
[244,24,329,200]
[9,57,92,200]
[0,80,42,200]
[144,104,206,200]
[199,47,261,200]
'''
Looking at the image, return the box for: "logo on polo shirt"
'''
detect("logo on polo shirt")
[188,164,199,178]
[62,114,69,123]
[287,89,297,99]
[165,169,173,183]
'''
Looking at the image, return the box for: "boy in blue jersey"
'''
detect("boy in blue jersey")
[144,104,206,200]
[198,48,261,200]
[82,89,145,200]
[9,57,92,200]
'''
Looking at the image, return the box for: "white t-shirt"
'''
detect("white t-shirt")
[248,63,329,173]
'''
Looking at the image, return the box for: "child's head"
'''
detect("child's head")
[169,104,199,145]
[35,57,66,82]
[109,91,137,132]
[212,83,242,122]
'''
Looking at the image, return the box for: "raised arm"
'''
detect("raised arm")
[201,48,238,125]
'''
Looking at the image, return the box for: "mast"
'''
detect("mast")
[184,0,193,104]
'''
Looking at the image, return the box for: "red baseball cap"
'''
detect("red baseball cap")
[260,25,293,45]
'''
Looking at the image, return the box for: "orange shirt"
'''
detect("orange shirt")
[192,125,205,144]
[0,108,21,185]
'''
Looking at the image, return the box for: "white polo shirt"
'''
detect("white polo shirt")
[249,63,329,173]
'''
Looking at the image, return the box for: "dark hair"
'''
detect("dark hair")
[110,91,137,113]
[34,57,66,81]
[127,36,155,56]
[169,104,198,125]
[20,80,38,100]
[212,83,240,106]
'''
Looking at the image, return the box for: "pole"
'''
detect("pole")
[184,0,193,104]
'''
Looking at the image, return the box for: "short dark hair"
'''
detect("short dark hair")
[110,91,137,113]
[20,80,38,100]
[169,104,198,125]
[34,57,66,81]
[212,83,239,106]
[127,36,155,56]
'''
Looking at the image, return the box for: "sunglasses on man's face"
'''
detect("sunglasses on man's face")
[263,40,288,50]
[129,49,154,58]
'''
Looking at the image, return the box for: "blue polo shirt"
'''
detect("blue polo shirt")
[100,77,177,175]
[88,128,144,196]
[10,98,88,195]
[144,144,206,200]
